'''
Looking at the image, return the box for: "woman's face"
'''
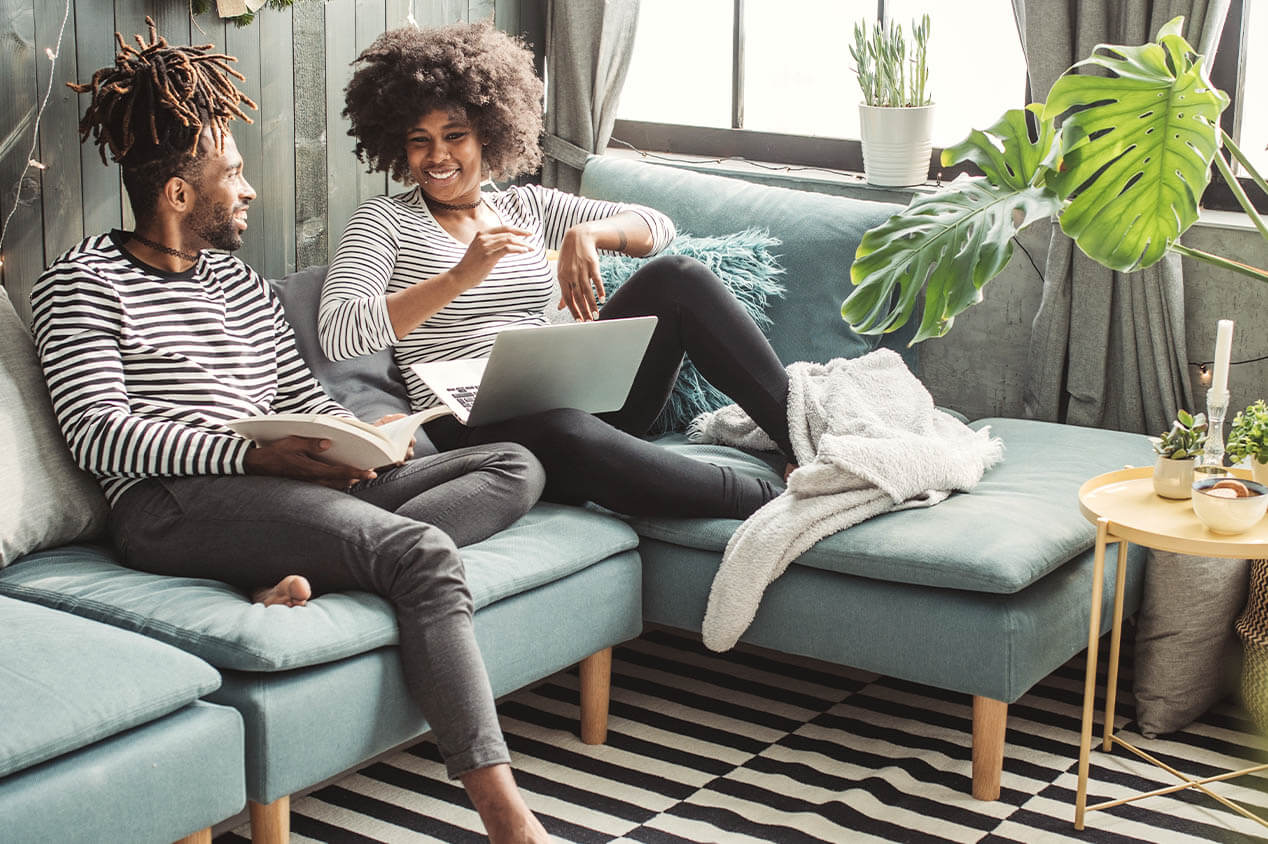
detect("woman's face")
[405,108,484,203]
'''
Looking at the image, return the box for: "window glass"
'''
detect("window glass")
[742,0,875,139]
[884,0,1027,147]
[1237,0,1267,178]
[619,0,734,129]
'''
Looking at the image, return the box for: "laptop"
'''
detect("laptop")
[409,316,658,426]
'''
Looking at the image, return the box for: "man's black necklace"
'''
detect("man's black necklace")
[423,194,484,212]
[129,232,201,263]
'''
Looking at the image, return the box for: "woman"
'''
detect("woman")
[321,22,794,520]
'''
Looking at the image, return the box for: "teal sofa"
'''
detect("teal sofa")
[576,156,1157,800]
[0,280,642,843]
[1,154,1156,843]
[1,595,245,843]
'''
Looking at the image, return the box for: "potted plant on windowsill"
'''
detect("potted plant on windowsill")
[842,17,1266,346]
[1151,409,1208,499]
[1228,399,1268,485]
[850,14,933,187]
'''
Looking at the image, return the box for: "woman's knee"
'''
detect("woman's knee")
[520,408,609,462]
[619,254,724,306]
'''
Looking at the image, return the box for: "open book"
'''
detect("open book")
[225,407,450,470]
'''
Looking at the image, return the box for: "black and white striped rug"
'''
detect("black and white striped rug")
[218,628,1268,843]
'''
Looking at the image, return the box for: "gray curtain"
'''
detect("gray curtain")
[1012,0,1230,434]
[542,0,641,192]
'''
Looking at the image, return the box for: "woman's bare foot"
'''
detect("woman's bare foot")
[251,575,312,607]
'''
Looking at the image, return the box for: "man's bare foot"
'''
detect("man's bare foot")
[251,575,312,607]
[462,763,550,843]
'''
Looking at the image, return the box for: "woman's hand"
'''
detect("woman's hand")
[557,226,606,321]
[451,225,533,289]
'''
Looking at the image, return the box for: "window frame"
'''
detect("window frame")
[612,0,1266,212]
[1205,0,1268,213]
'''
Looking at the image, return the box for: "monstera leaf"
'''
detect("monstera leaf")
[1042,17,1228,271]
[843,105,1061,342]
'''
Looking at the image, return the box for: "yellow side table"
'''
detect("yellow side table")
[1074,466,1268,830]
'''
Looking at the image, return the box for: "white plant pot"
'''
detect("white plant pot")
[859,103,935,187]
[1152,455,1195,499]
[1253,458,1268,486]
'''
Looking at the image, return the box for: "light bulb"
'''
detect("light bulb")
[45,47,56,60]
[28,159,47,170]
[1198,364,1212,387]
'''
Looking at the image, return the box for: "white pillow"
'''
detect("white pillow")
[0,288,108,566]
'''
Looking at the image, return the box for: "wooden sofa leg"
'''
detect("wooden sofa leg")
[249,795,290,844]
[173,828,211,844]
[971,696,1007,801]
[579,647,612,744]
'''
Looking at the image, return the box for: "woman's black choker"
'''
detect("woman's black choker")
[423,194,484,212]
[128,232,201,263]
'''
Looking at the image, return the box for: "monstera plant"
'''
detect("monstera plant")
[843,17,1268,344]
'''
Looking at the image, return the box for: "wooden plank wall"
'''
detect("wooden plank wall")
[0,0,545,324]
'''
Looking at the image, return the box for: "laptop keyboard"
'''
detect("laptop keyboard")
[449,384,479,410]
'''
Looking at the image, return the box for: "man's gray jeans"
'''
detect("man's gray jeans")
[109,443,546,778]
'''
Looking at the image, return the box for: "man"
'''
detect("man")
[35,20,551,843]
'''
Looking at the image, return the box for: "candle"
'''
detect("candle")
[1211,319,1234,395]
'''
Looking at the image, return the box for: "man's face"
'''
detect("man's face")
[187,131,255,252]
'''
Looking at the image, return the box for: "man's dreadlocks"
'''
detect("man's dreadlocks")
[69,17,256,218]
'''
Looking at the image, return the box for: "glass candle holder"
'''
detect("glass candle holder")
[1201,387,1230,467]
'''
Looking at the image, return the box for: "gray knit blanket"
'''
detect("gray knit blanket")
[687,349,1005,651]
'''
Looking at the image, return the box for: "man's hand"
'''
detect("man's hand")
[372,413,415,462]
[244,436,376,489]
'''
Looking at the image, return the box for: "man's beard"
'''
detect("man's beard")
[190,200,243,252]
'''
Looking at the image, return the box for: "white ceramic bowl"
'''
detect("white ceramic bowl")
[1192,477,1268,535]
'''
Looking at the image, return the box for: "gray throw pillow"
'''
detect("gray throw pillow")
[0,289,109,566]
[269,265,435,455]
[1133,550,1250,737]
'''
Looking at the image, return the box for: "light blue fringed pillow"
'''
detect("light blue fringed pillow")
[599,228,785,435]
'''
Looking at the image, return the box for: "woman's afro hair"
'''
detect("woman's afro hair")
[343,22,544,183]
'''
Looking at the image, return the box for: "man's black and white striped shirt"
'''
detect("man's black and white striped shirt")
[31,232,349,504]
[319,184,675,411]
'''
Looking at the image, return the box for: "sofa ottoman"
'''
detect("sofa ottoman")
[0,595,245,844]
[0,502,641,843]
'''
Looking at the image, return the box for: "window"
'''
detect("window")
[616,0,1026,179]
[616,1,1265,212]
[1208,0,1268,212]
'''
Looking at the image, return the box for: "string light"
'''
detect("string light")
[0,0,72,274]
[1192,354,1268,388]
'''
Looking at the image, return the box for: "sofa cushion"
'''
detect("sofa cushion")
[0,289,108,567]
[0,595,220,777]
[268,266,436,453]
[628,417,1155,594]
[0,503,639,672]
[580,156,914,369]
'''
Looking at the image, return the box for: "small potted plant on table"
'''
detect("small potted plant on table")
[1151,409,1207,499]
[1227,399,1268,485]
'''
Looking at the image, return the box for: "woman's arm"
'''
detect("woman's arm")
[556,211,652,320]
[321,196,532,350]
[382,224,531,338]
[530,187,677,320]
